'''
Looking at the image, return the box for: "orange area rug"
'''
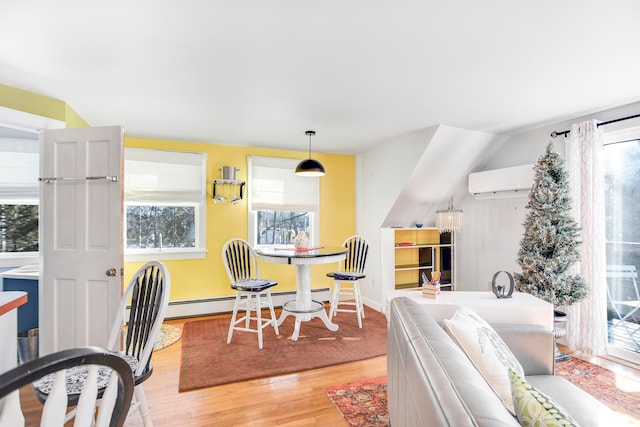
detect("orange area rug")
[179,306,387,392]
[555,357,640,423]
[325,357,640,426]
[324,376,389,427]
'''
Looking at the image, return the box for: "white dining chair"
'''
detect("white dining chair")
[222,238,279,349]
[0,347,134,427]
[33,261,170,427]
[327,235,369,328]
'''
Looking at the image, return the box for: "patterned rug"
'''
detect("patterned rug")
[324,376,389,427]
[179,306,387,392]
[555,357,640,422]
[153,324,182,351]
[325,358,640,426]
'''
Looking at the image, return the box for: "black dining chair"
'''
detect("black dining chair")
[222,238,279,349]
[0,346,134,427]
[327,235,369,328]
[33,261,170,427]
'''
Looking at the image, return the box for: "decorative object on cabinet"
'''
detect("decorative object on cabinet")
[213,165,245,204]
[295,130,326,177]
[491,270,514,299]
[435,197,463,233]
[381,227,454,291]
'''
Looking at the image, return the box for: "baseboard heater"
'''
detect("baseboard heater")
[162,287,332,319]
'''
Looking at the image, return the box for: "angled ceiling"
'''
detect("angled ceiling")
[2,1,640,154]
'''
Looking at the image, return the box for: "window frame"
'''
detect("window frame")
[124,148,207,262]
[0,135,40,266]
[601,124,640,364]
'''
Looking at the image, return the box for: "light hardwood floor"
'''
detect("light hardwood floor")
[19,314,387,426]
[19,317,640,426]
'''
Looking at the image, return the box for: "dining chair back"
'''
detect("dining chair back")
[327,235,369,328]
[222,238,279,349]
[33,261,170,427]
[0,346,134,427]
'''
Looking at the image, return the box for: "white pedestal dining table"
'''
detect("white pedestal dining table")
[255,246,347,341]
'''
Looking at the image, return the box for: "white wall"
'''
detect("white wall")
[356,125,503,309]
[355,127,435,310]
[455,100,640,293]
[357,99,640,309]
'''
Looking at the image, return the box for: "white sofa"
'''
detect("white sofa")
[387,297,614,426]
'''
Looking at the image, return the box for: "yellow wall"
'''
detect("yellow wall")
[0,84,89,127]
[123,138,356,302]
[1,83,356,302]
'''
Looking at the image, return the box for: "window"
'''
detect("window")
[248,156,319,247]
[602,125,640,360]
[124,148,207,261]
[0,137,39,256]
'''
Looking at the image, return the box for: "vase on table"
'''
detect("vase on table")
[294,231,309,250]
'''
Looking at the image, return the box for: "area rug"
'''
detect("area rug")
[179,306,387,392]
[556,357,640,421]
[324,376,389,427]
[325,358,640,426]
[153,324,182,351]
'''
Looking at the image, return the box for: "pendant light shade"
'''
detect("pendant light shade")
[295,130,325,177]
[436,197,463,233]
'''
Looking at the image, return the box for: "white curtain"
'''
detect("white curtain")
[564,120,608,356]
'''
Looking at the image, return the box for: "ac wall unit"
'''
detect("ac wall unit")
[468,164,535,200]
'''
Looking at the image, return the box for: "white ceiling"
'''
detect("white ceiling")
[2,1,640,154]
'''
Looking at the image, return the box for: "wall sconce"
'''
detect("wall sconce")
[435,197,463,233]
[213,166,245,205]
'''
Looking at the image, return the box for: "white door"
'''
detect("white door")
[39,126,123,355]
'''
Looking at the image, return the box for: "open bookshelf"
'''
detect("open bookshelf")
[381,227,454,291]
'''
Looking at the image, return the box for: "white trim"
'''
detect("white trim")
[601,124,640,145]
[163,287,331,319]
[0,106,65,134]
[124,249,207,262]
[607,344,640,365]
[0,253,39,268]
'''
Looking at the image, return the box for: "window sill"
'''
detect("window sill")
[125,249,207,262]
[0,253,39,268]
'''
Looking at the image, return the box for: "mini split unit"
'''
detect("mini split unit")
[468,164,535,200]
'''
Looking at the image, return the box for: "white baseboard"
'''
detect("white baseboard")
[164,287,332,319]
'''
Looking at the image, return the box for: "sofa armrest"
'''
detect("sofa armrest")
[492,324,554,376]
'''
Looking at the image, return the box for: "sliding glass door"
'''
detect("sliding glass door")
[604,131,640,363]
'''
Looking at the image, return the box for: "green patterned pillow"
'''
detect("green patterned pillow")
[508,369,580,427]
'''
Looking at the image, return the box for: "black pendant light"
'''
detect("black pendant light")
[295,130,325,177]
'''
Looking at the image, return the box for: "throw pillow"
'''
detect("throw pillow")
[509,369,579,426]
[443,306,524,414]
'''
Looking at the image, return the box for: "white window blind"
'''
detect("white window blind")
[249,156,319,212]
[125,148,205,203]
[0,138,39,203]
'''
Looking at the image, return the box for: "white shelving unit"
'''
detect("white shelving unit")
[381,227,455,291]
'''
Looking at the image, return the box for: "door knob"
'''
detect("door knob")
[106,268,117,277]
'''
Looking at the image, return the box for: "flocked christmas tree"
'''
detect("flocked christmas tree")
[514,143,587,306]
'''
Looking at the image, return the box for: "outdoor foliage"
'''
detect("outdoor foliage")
[257,210,309,245]
[0,204,39,252]
[126,205,195,249]
[514,143,587,306]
